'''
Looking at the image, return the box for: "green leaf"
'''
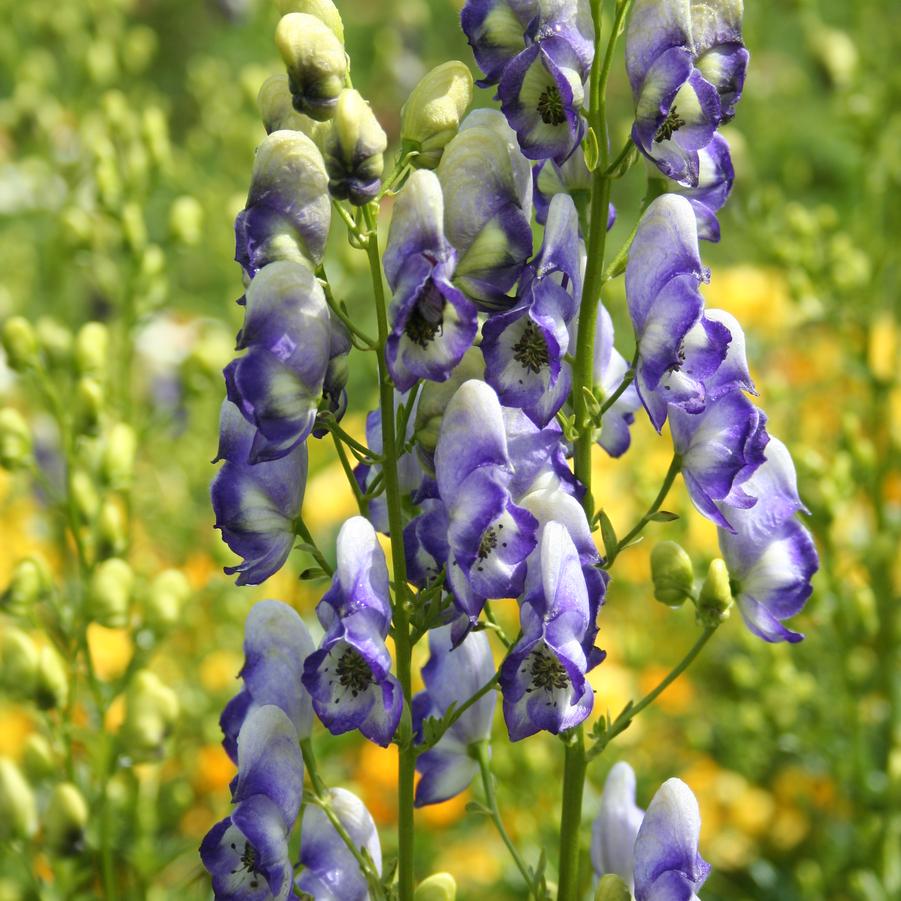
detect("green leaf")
[464,801,492,817]
[299,567,326,581]
[597,510,618,560]
[583,127,600,171]
[648,510,679,522]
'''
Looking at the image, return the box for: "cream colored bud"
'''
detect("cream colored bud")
[89,558,133,628]
[1,317,39,371]
[144,569,190,632]
[169,195,204,246]
[0,759,37,841]
[35,645,69,710]
[0,628,39,698]
[22,734,56,782]
[650,541,694,607]
[257,74,328,141]
[120,670,179,759]
[594,874,631,901]
[3,556,51,617]
[74,321,109,379]
[98,499,128,558]
[101,422,137,488]
[71,469,99,521]
[76,377,105,435]
[696,558,733,627]
[44,782,89,856]
[279,0,344,42]
[401,62,474,169]
[414,873,457,901]
[0,408,32,470]
[323,89,387,205]
[35,317,73,368]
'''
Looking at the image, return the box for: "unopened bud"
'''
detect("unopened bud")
[323,89,387,205]
[0,408,32,470]
[34,645,69,710]
[144,569,189,632]
[168,195,204,246]
[2,556,52,617]
[120,670,179,759]
[88,558,133,628]
[696,558,733,627]
[594,874,631,901]
[71,469,99,521]
[414,872,457,901]
[257,74,327,141]
[1,317,39,371]
[0,759,37,841]
[97,499,128,558]
[401,62,473,170]
[101,422,137,488]
[0,628,39,698]
[35,317,73,368]
[122,203,147,253]
[22,734,56,782]
[44,783,88,856]
[76,377,105,435]
[74,322,109,379]
[280,0,344,42]
[275,13,347,122]
[650,541,694,607]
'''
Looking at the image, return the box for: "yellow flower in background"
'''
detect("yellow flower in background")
[703,266,794,335]
[87,624,133,681]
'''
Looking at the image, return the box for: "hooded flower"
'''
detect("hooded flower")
[234,130,330,279]
[403,496,451,589]
[413,625,497,805]
[593,304,641,458]
[302,517,402,746]
[482,193,582,425]
[673,132,734,241]
[437,111,533,305]
[591,761,711,901]
[461,0,539,86]
[211,401,307,586]
[500,522,598,740]
[225,261,332,462]
[220,600,315,762]
[716,437,818,643]
[200,706,304,901]
[296,788,381,900]
[626,0,748,185]
[383,169,478,392]
[533,149,616,228]
[625,194,730,430]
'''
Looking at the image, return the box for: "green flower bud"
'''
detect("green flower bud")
[97,499,128,558]
[594,874,631,901]
[2,556,52,617]
[120,670,179,760]
[168,195,204,246]
[121,203,147,253]
[101,422,137,488]
[323,89,387,205]
[1,317,39,371]
[44,782,89,856]
[71,469,99,521]
[0,409,32,470]
[0,759,37,841]
[401,62,474,170]
[257,74,328,141]
[0,628,39,698]
[74,322,109,379]
[75,377,105,435]
[275,13,347,122]
[696,558,733,627]
[88,558,133,628]
[414,873,457,901]
[35,645,69,710]
[144,569,190,632]
[22,734,56,783]
[650,541,694,607]
[279,0,344,42]
[35,317,73,368]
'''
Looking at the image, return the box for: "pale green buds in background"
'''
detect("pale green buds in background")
[650,541,695,607]
[0,409,32,470]
[0,628,39,698]
[35,645,69,710]
[89,558,133,628]
[22,734,56,783]
[44,783,89,856]
[35,318,73,369]
[72,469,100,521]
[98,499,128,558]
[144,569,190,632]
[1,317,39,371]
[594,874,631,901]
[120,670,179,759]
[76,377,105,435]
[414,872,457,900]
[2,556,51,617]
[323,89,387,205]
[74,322,109,379]
[401,62,474,170]
[168,195,204,247]
[275,13,347,122]
[0,759,38,841]
[101,422,137,488]
[696,558,734,627]
[279,0,344,43]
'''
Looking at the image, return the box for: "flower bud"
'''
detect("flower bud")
[22,734,56,782]
[280,0,344,42]
[35,317,73,368]
[0,628,39,698]
[144,569,190,632]
[594,874,631,901]
[119,670,179,760]
[275,13,347,122]
[401,62,473,169]
[257,73,328,141]
[44,783,88,856]
[0,759,37,841]
[1,317,39,371]
[0,408,32,470]
[88,558,133,628]
[696,558,733,627]
[323,89,387,205]
[74,322,109,379]
[101,422,137,488]
[97,498,128,558]
[168,195,204,246]
[414,873,457,901]
[71,469,99,521]
[650,541,695,607]
[2,556,52,617]
[34,645,69,710]
[75,377,105,435]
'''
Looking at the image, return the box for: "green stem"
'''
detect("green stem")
[598,353,636,416]
[557,730,587,901]
[294,517,334,577]
[332,432,368,517]
[319,415,379,460]
[363,202,416,901]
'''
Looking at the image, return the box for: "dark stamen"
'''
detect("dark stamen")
[478,526,499,561]
[654,106,686,143]
[512,320,550,374]
[335,648,374,698]
[528,651,569,692]
[537,85,566,126]
[405,280,445,347]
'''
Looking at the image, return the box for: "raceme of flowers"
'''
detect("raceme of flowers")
[204,0,818,897]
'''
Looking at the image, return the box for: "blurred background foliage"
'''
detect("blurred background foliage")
[0,0,898,898]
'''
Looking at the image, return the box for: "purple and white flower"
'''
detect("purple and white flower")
[593,304,641,458]
[673,132,734,241]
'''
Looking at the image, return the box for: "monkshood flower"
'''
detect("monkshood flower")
[591,761,711,900]
[302,517,402,746]
[626,194,730,430]
[313,315,352,435]
[403,495,450,588]
[672,132,734,242]
[625,0,748,185]
[482,193,581,426]
[413,625,496,806]
[382,169,477,392]
[669,390,769,530]
[533,148,616,227]
[225,261,332,462]
[200,705,304,901]
[220,600,315,763]
[499,521,596,740]
[460,0,539,86]
[297,788,381,900]
[437,111,533,305]
[234,130,330,280]
[593,304,641,458]
[717,437,818,643]
[211,401,307,586]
